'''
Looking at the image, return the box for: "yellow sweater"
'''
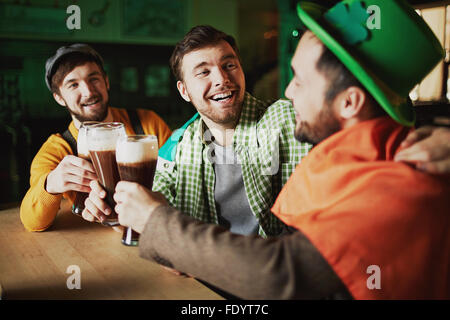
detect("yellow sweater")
[20,107,172,232]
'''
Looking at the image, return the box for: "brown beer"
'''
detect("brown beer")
[89,149,121,221]
[86,122,126,226]
[72,153,91,215]
[116,160,157,189]
[116,135,158,246]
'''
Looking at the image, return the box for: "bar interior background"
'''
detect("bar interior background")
[1,0,449,207]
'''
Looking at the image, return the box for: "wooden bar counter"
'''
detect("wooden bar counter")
[0,200,223,300]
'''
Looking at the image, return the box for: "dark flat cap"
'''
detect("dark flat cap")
[45,43,104,91]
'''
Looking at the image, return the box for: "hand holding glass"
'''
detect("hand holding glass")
[72,121,100,216]
[116,135,158,246]
[87,122,126,226]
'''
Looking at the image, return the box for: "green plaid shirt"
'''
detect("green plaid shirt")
[153,93,311,237]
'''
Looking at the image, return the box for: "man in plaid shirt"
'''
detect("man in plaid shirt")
[152,25,311,237]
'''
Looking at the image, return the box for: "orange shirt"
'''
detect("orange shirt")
[20,107,172,232]
[272,117,450,299]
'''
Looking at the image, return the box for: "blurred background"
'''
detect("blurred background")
[1,0,449,206]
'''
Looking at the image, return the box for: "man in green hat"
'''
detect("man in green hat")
[95,0,449,299]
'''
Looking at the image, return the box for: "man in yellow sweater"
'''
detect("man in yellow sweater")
[20,44,172,232]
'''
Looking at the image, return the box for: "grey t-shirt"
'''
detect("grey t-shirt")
[211,142,259,235]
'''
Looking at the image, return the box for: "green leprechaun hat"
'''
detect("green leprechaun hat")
[297,0,445,126]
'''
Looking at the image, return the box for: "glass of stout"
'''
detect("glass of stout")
[72,121,100,216]
[116,135,158,246]
[87,122,126,226]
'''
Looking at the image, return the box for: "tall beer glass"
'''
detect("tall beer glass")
[72,121,99,215]
[87,122,126,226]
[116,135,158,246]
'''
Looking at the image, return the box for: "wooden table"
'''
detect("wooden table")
[0,200,223,300]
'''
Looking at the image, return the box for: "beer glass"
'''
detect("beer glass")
[72,121,100,216]
[87,122,126,226]
[116,135,158,246]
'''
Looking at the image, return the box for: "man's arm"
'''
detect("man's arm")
[20,134,96,231]
[20,135,68,231]
[394,126,450,174]
[139,205,352,300]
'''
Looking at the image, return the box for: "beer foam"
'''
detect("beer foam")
[77,130,89,156]
[88,129,123,151]
[78,122,100,156]
[116,139,158,163]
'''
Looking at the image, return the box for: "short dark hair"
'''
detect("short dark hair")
[170,25,241,81]
[51,52,106,94]
[315,40,386,118]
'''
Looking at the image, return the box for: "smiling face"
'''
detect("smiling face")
[284,32,341,145]
[53,62,110,126]
[176,40,246,129]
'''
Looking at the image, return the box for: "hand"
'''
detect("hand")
[46,155,97,194]
[82,180,112,223]
[395,126,450,174]
[113,181,168,234]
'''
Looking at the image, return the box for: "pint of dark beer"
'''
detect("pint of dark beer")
[72,121,99,216]
[116,135,158,246]
[87,122,126,226]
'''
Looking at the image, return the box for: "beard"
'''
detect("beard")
[188,88,244,127]
[206,102,243,126]
[294,102,341,145]
[66,95,109,123]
